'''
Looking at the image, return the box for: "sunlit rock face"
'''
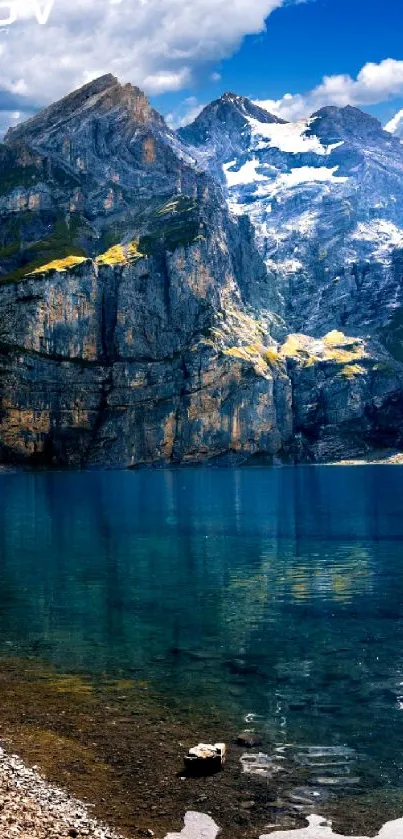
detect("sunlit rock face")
[0,79,403,467]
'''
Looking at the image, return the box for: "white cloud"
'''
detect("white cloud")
[0,108,27,136]
[385,109,403,137]
[0,0,291,105]
[166,96,205,129]
[256,58,403,121]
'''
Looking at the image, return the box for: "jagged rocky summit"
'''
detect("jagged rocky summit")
[0,75,402,467]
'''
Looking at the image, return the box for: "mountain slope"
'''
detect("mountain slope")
[0,80,402,467]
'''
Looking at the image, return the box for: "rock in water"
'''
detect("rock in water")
[240,752,284,778]
[184,743,226,774]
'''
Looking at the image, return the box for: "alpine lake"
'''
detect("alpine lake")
[0,465,403,838]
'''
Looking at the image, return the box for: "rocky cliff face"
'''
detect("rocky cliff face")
[0,79,403,467]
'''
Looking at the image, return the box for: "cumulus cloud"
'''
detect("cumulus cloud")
[166,96,205,129]
[0,108,27,136]
[385,108,403,137]
[256,58,403,121]
[0,0,290,108]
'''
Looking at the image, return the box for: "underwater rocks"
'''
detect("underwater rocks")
[1,736,402,839]
[236,733,263,748]
[240,752,284,779]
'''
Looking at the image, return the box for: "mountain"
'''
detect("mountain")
[0,80,402,467]
[0,73,213,279]
[179,92,285,180]
[183,98,403,341]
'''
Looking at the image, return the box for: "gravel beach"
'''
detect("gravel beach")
[0,746,125,839]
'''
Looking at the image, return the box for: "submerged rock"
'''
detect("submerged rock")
[240,752,284,778]
[236,732,263,748]
[260,812,403,839]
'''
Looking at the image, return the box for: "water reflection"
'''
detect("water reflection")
[0,466,402,792]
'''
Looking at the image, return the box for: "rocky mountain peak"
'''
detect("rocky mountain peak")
[309,104,391,146]
[218,91,282,121]
[1,74,200,200]
[180,92,283,146]
[4,74,161,150]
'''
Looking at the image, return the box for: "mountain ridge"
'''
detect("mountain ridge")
[0,77,402,467]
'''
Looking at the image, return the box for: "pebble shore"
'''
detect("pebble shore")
[0,746,125,838]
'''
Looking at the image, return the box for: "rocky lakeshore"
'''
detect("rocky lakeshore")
[1,744,403,839]
[0,655,402,839]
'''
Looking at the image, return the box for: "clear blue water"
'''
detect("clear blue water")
[1,466,403,804]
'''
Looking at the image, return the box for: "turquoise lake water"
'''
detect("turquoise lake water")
[1,466,403,806]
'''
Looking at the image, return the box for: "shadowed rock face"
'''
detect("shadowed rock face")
[0,80,403,467]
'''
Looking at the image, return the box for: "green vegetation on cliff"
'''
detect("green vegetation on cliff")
[139,196,202,255]
[0,215,89,284]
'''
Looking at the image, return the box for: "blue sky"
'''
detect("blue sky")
[0,0,403,136]
[152,0,403,126]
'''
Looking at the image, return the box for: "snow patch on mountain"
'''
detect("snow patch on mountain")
[224,156,348,200]
[247,116,344,156]
[254,165,348,197]
[223,158,267,187]
[350,219,403,259]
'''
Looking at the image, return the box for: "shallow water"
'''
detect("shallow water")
[0,466,403,819]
